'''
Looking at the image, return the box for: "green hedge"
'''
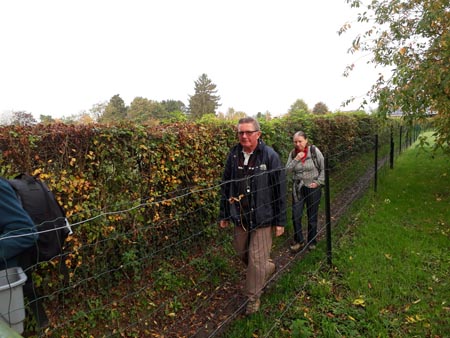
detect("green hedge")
[0,114,400,291]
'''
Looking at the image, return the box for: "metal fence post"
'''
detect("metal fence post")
[324,155,332,266]
[390,127,394,169]
[374,134,378,193]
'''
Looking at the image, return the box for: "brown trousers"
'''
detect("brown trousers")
[233,225,274,300]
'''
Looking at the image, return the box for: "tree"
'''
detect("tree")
[161,100,186,114]
[155,99,186,122]
[11,111,37,126]
[220,107,246,121]
[39,115,55,124]
[89,101,107,122]
[127,97,162,123]
[256,111,272,121]
[160,111,187,124]
[77,113,94,124]
[100,94,127,123]
[341,0,450,151]
[288,99,310,115]
[312,102,329,115]
[188,73,221,120]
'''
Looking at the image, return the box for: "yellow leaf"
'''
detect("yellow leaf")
[348,315,356,321]
[406,316,416,323]
[384,253,392,260]
[415,314,425,321]
[353,297,365,307]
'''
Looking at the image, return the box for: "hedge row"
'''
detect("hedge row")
[0,114,396,291]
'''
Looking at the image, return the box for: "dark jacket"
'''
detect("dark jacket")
[219,140,287,230]
[0,178,38,270]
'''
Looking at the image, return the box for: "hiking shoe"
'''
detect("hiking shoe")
[290,242,305,253]
[245,298,261,315]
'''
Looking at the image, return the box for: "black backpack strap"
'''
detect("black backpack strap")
[310,145,319,170]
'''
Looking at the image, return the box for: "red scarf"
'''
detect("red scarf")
[294,146,308,164]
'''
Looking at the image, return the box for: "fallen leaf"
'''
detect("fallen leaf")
[406,316,416,323]
[353,297,366,307]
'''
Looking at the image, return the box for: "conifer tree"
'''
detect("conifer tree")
[188,74,221,120]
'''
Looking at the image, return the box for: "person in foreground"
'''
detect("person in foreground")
[219,117,287,315]
[286,131,325,252]
[0,178,38,270]
[0,177,50,329]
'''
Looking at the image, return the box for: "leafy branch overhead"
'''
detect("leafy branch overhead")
[341,0,449,152]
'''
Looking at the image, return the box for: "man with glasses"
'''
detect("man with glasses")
[219,116,286,315]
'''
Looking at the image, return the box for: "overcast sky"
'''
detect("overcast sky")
[0,0,381,120]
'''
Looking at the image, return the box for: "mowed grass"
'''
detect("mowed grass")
[224,133,449,337]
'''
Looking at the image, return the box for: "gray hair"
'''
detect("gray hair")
[293,131,308,140]
[237,117,260,131]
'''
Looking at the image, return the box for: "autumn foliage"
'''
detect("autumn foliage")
[0,115,398,284]
[0,115,413,334]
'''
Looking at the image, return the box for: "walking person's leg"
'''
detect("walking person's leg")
[245,226,273,314]
[291,190,306,251]
[233,225,250,265]
[18,254,49,328]
[305,187,322,246]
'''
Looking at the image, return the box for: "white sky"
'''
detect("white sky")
[0,0,381,120]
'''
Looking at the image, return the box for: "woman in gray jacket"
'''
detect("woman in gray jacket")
[286,131,324,252]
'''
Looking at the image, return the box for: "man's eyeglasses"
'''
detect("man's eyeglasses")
[237,130,259,136]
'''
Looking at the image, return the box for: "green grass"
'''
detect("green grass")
[223,133,449,337]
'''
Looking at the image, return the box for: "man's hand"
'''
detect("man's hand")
[274,226,284,237]
[219,220,230,228]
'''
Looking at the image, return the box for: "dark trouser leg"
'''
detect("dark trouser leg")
[22,273,49,329]
[305,187,322,245]
[18,255,49,329]
[292,192,306,244]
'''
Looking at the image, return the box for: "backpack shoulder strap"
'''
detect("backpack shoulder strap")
[310,145,320,170]
[289,149,296,160]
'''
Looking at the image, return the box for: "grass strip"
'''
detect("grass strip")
[224,133,449,337]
